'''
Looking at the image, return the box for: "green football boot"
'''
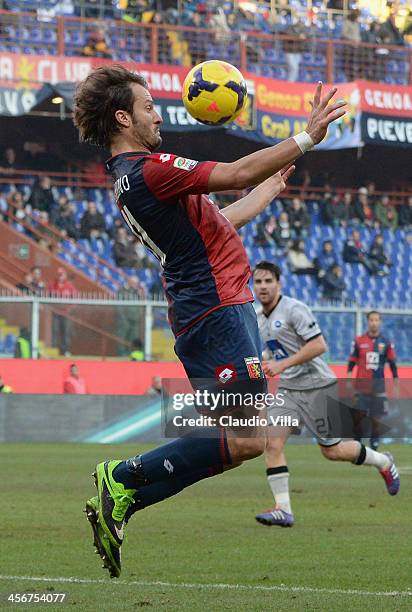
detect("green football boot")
[93,461,137,548]
[84,496,122,579]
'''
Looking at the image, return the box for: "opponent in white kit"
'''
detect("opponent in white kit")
[253,261,400,527]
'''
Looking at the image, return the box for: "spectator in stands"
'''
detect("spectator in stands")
[146,375,163,397]
[254,215,283,249]
[320,192,350,227]
[117,276,145,355]
[18,266,46,295]
[80,201,107,240]
[0,374,13,393]
[82,28,112,58]
[52,195,79,239]
[48,267,77,355]
[282,18,307,82]
[351,187,375,227]
[375,194,398,230]
[28,176,55,214]
[0,147,21,178]
[315,240,338,281]
[369,234,392,276]
[378,13,405,46]
[288,197,310,237]
[7,190,31,228]
[36,210,55,250]
[322,264,346,301]
[14,327,32,359]
[32,266,46,293]
[63,363,87,394]
[399,196,412,228]
[277,211,292,248]
[288,239,317,275]
[343,229,378,274]
[113,226,140,267]
[342,9,361,80]
[130,337,145,361]
[120,0,150,23]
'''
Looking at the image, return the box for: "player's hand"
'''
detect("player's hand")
[306,82,347,145]
[263,359,286,377]
[265,164,295,197]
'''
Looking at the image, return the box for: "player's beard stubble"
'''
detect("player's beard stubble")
[131,114,162,153]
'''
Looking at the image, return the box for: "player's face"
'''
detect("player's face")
[253,270,280,308]
[368,313,381,335]
[130,84,163,152]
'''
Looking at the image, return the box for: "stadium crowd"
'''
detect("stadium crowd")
[1,146,411,306]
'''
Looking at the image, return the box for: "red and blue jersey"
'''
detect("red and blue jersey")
[347,332,398,393]
[106,151,253,336]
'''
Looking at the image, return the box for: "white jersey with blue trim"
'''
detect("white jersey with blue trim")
[257,295,336,390]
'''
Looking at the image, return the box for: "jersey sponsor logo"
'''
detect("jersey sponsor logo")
[266,339,289,361]
[173,156,198,171]
[164,459,174,474]
[215,364,237,384]
[244,356,264,379]
[151,153,173,164]
[366,351,379,370]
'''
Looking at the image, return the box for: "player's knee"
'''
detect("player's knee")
[320,443,342,461]
[230,437,264,461]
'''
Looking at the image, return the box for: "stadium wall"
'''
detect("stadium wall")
[0,359,411,394]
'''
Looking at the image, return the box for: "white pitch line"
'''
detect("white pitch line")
[0,575,411,598]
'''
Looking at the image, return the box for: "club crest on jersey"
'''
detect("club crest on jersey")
[378,342,386,353]
[273,320,282,329]
[173,157,198,171]
[244,357,264,379]
[215,364,237,384]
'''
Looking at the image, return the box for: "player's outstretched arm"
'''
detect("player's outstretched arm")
[208,83,346,192]
[221,165,294,229]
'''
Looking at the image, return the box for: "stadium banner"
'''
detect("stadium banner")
[0,53,411,148]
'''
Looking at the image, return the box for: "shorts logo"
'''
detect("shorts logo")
[244,357,264,379]
[173,157,198,171]
[215,364,237,384]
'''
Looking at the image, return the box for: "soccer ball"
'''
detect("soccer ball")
[182,60,248,126]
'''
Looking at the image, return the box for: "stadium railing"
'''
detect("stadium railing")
[0,294,411,363]
[0,9,411,85]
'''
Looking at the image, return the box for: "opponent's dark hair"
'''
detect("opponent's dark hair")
[367,310,380,319]
[253,261,281,281]
[73,65,148,149]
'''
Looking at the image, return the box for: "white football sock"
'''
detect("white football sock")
[267,472,292,514]
[363,447,390,469]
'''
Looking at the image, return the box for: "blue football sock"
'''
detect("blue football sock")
[113,428,230,489]
[126,465,223,519]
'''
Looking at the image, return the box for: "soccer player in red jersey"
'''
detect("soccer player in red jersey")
[73,65,347,577]
[348,311,399,450]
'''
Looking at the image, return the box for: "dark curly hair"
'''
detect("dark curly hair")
[73,65,147,148]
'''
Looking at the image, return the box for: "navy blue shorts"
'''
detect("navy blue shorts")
[175,303,266,409]
[356,394,387,417]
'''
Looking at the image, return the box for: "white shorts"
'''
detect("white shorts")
[268,383,342,447]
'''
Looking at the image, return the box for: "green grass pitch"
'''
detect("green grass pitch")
[2,443,411,611]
